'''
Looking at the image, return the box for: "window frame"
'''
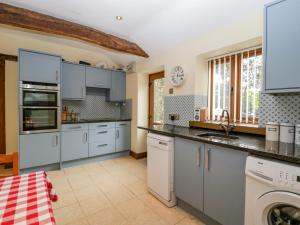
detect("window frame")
[209,48,262,124]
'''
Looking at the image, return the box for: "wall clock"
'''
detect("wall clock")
[170,66,185,87]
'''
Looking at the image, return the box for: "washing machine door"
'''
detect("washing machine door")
[255,191,300,225]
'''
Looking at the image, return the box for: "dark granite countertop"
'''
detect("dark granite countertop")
[62,118,131,124]
[138,125,300,165]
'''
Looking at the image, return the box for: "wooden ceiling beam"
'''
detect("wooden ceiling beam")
[0,3,149,58]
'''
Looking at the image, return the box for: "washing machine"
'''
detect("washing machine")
[245,156,300,225]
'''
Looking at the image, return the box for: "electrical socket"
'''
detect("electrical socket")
[169,114,180,121]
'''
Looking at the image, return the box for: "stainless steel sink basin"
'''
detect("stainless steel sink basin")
[196,132,239,140]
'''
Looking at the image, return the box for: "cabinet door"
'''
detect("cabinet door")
[61,130,88,161]
[62,62,86,100]
[204,145,248,225]
[19,50,61,84]
[116,126,131,152]
[108,71,126,102]
[174,138,204,211]
[19,133,60,169]
[86,66,111,88]
[264,0,300,92]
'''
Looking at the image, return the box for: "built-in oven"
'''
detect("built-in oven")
[19,82,60,134]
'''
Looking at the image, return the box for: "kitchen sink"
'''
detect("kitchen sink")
[196,132,239,140]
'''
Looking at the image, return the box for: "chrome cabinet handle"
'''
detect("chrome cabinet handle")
[83,132,88,143]
[196,146,201,167]
[98,131,108,134]
[82,87,85,97]
[56,71,58,81]
[97,125,108,127]
[69,126,82,129]
[55,135,58,147]
[116,130,120,138]
[158,141,167,146]
[119,123,127,126]
[98,144,108,147]
[95,83,104,86]
[205,148,211,170]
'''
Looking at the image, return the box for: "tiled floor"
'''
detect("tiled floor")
[48,156,205,225]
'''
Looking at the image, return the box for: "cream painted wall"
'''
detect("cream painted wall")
[0,26,119,154]
[128,10,264,153]
[5,61,18,154]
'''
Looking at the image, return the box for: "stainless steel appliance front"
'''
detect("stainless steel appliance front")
[19,82,61,134]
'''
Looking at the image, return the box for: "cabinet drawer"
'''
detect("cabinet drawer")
[62,123,88,131]
[89,128,115,143]
[89,122,115,130]
[89,142,115,157]
[116,121,130,127]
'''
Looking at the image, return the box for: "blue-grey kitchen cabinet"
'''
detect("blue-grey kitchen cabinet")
[19,49,61,84]
[264,0,300,93]
[174,137,205,212]
[116,121,131,152]
[19,133,60,169]
[107,71,126,102]
[204,144,248,225]
[62,62,86,100]
[86,66,111,89]
[61,124,89,162]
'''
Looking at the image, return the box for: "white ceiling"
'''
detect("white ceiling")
[1,0,273,65]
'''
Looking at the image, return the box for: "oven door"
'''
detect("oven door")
[20,107,60,134]
[21,89,59,107]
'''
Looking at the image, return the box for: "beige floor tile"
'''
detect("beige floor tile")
[104,186,135,205]
[47,170,65,179]
[124,210,168,225]
[52,192,78,209]
[73,186,103,201]
[65,217,90,225]
[89,171,118,185]
[124,180,147,196]
[97,180,124,193]
[117,173,140,186]
[67,175,94,190]
[99,159,117,167]
[176,217,205,225]
[153,205,188,225]
[54,203,85,225]
[52,179,73,194]
[79,194,111,216]
[87,207,126,225]
[64,165,86,175]
[115,198,151,220]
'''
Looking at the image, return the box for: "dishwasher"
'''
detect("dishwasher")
[147,133,176,207]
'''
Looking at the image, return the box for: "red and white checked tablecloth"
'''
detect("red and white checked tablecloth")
[0,171,58,225]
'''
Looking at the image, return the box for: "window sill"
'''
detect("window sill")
[189,121,265,136]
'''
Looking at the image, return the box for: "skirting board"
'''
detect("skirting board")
[130,150,147,159]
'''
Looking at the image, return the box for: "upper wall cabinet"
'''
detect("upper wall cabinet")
[86,66,111,89]
[264,0,300,93]
[107,70,126,102]
[19,49,61,84]
[62,62,86,100]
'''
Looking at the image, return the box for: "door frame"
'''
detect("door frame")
[0,54,18,154]
[148,71,164,127]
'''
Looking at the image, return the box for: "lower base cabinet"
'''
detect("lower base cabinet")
[174,138,204,211]
[19,133,60,169]
[204,145,248,225]
[89,127,115,157]
[61,124,89,162]
[116,122,131,152]
[174,138,248,225]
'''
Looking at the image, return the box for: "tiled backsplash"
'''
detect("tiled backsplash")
[259,93,300,127]
[164,93,300,128]
[62,88,131,119]
[164,95,208,127]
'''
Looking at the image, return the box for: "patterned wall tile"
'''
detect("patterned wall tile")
[164,95,208,127]
[63,88,121,119]
[120,99,132,119]
[259,93,300,127]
